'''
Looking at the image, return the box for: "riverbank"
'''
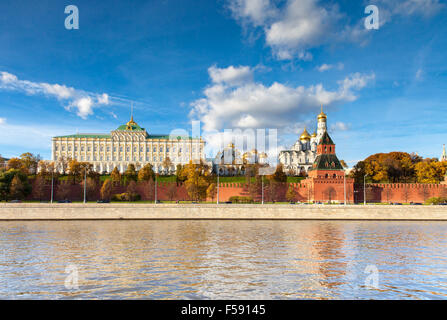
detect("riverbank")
[1,203,447,220]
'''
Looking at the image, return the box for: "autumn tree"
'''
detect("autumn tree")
[184,161,211,201]
[124,164,137,184]
[207,183,216,202]
[7,158,22,170]
[138,163,155,182]
[10,175,25,199]
[20,152,40,175]
[414,160,447,184]
[100,179,113,201]
[111,167,121,185]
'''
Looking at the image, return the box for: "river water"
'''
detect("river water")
[0,220,446,299]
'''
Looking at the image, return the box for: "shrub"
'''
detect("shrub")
[425,197,447,205]
[229,196,253,203]
[112,192,141,202]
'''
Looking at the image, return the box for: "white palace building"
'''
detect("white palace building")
[52,116,205,173]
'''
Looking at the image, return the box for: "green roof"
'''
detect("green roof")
[115,124,146,132]
[318,131,335,145]
[311,153,344,170]
[54,134,111,139]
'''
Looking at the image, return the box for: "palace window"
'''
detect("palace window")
[160,147,163,152]
[154,157,157,162]
[160,156,163,162]
[81,146,84,152]
[100,146,103,152]
[55,146,58,151]
[88,147,91,152]
[119,147,123,152]
[62,146,65,151]
[107,147,110,152]
[127,147,130,152]
[74,146,77,152]
[140,147,143,152]
[153,147,156,152]
[133,147,137,152]
[126,156,129,161]
[167,147,170,152]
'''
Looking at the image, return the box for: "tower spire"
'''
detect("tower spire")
[131,102,134,121]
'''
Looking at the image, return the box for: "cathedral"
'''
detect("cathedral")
[278,106,328,175]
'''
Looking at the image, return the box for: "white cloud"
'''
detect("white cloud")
[208,65,254,86]
[330,122,351,132]
[0,71,111,119]
[229,0,277,26]
[0,117,5,125]
[376,0,445,20]
[229,0,444,60]
[317,62,344,72]
[415,68,424,81]
[190,65,375,133]
[229,0,365,60]
[97,93,109,105]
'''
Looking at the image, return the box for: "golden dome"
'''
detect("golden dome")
[259,152,268,159]
[318,104,327,121]
[126,116,138,130]
[311,131,317,138]
[300,128,311,141]
[227,143,235,148]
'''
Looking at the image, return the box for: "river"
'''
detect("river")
[1,220,446,299]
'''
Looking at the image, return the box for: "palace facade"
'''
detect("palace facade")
[278,107,328,175]
[52,117,205,173]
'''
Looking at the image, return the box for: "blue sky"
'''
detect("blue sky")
[0,0,446,166]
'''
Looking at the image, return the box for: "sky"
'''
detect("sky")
[0,0,446,166]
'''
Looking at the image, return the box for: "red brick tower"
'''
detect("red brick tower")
[305,131,354,203]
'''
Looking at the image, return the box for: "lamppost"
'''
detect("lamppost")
[216,165,220,205]
[344,172,346,206]
[51,169,54,204]
[364,174,368,205]
[83,168,87,204]
[261,175,264,205]
[155,174,158,204]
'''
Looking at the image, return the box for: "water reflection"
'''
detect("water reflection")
[0,220,447,299]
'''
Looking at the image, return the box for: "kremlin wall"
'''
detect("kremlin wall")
[24,179,447,204]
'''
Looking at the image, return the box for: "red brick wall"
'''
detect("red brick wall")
[24,179,447,203]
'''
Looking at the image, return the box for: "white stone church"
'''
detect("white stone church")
[278,107,328,175]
